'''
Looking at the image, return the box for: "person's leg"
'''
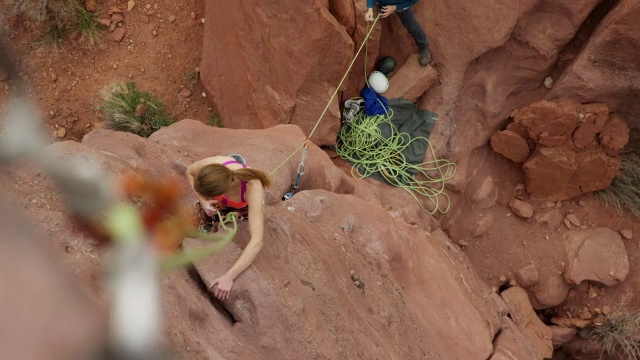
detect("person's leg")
[396,7,431,66]
[396,7,429,51]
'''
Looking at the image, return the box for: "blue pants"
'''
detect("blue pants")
[396,7,429,51]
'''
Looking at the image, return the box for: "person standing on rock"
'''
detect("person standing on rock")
[365,0,431,66]
[186,154,272,300]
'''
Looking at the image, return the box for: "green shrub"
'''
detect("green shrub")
[101,82,175,137]
[208,112,223,128]
[597,153,640,218]
[75,6,102,46]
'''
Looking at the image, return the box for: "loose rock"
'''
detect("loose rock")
[180,87,192,98]
[621,229,633,239]
[550,317,591,328]
[109,7,123,14]
[169,15,177,23]
[127,0,136,11]
[111,13,125,24]
[509,199,534,219]
[112,26,127,42]
[565,214,581,227]
[56,127,67,138]
[85,0,98,12]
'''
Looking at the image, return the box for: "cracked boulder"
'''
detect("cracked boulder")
[492,100,627,201]
[563,227,630,286]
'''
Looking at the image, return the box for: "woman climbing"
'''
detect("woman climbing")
[186,154,272,300]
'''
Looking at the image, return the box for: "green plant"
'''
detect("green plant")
[592,304,640,360]
[597,153,640,218]
[101,82,175,137]
[184,69,200,82]
[208,112,223,128]
[75,6,102,47]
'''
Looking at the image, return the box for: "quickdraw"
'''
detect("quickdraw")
[282,140,310,201]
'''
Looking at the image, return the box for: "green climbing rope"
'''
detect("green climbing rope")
[336,106,456,214]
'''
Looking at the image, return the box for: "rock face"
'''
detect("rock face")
[563,228,630,286]
[3,120,543,359]
[491,100,628,201]
[200,2,354,145]
[550,0,640,149]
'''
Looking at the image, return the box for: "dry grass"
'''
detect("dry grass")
[101,82,175,137]
[592,303,640,360]
[597,153,640,219]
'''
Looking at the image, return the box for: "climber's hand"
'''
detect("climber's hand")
[365,8,374,22]
[381,5,397,18]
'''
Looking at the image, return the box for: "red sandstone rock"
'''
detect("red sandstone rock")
[532,273,570,309]
[200,2,353,145]
[385,55,438,101]
[599,114,630,156]
[550,326,577,347]
[490,130,530,163]
[515,264,539,287]
[500,287,553,359]
[550,0,640,135]
[563,228,630,286]
[516,101,580,146]
[509,199,534,219]
[489,317,540,360]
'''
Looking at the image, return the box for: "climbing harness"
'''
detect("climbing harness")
[282,140,310,200]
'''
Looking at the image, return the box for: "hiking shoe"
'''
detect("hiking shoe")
[419,48,431,67]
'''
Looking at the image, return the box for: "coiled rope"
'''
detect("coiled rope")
[336,106,456,214]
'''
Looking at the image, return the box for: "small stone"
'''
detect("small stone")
[112,13,125,24]
[179,87,192,98]
[457,239,469,247]
[99,43,108,51]
[515,264,539,287]
[50,73,57,82]
[56,127,67,138]
[85,123,92,128]
[201,18,206,24]
[499,275,507,283]
[145,4,151,10]
[621,229,633,239]
[135,103,147,116]
[602,305,611,315]
[85,0,97,12]
[563,218,572,229]
[190,11,197,19]
[109,7,123,15]
[202,91,207,98]
[153,3,159,9]
[544,76,554,89]
[566,214,581,227]
[587,284,600,299]
[509,199,534,219]
[113,64,117,69]
[152,29,158,36]
[578,200,586,207]
[509,279,517,286]
[100,18,112,27]
[127,0,136,11]
[550,326,577,347]
[579,307,592,320]
[109,22,117,32]
[141,15,150,23]
[169,15,176,23]
[112,26,127,42]
[544,201,555,208]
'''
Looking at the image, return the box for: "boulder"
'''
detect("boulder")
[500,287,553,359]
[385,55,438,101]
[532,273,570,309]
[490,130,530,163]
[516,101,580,146]
[563,228,630,286]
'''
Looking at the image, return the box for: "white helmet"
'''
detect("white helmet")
[368,71,389,94]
